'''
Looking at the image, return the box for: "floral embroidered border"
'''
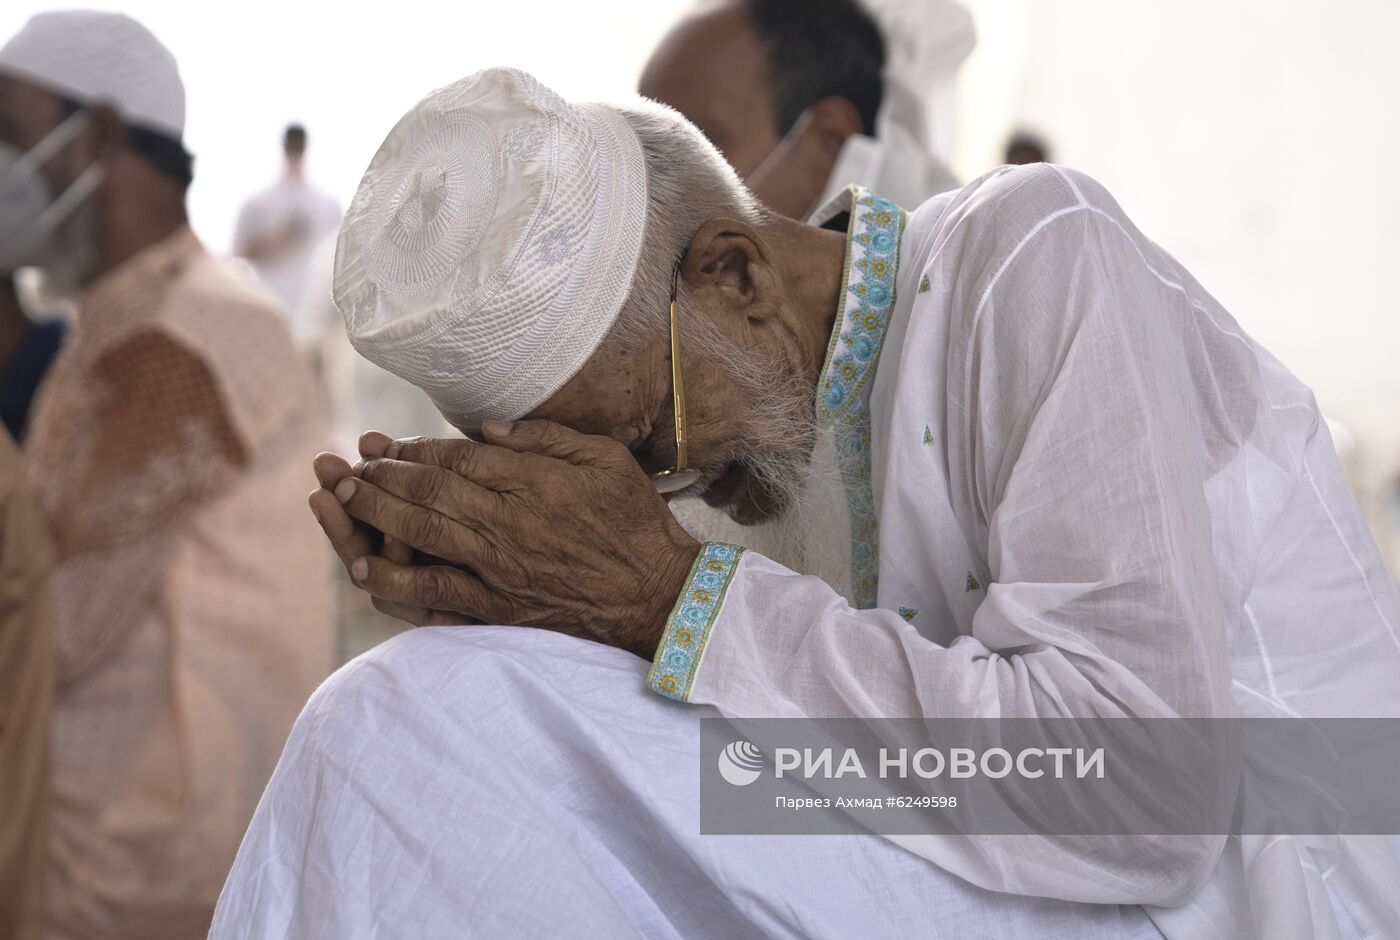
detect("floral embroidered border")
[815,187,906,609]
[646,542,745,702]
[816,190,905,424]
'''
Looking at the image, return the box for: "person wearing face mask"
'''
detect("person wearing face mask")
[640,0,973,222]
[0,12,333,938]
[0,75,73,444]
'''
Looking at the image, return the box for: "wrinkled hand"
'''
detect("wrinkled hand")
[310,450,466,627]
[314,420,702,659]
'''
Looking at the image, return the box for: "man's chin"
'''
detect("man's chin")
[700,462,786,525]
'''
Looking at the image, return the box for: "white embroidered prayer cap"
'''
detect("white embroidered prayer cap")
[333,67,648,430]
[0,11,185,137]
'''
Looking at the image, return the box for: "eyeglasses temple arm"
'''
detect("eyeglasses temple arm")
[669,297,687,469]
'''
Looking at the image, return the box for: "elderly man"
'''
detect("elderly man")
[213,69,1400,939]
[1,12,332,937]
[642,0,978,559]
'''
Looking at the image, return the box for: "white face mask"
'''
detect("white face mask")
[0,141,55,273]
[0,111,105,278]
[742,108,815,192]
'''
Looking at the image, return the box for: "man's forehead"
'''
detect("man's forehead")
[0,72,56,107]
[641,3,774,125]
[655,2,759,60]
[527,340,656,448]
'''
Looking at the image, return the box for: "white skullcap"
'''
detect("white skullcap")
[333,67,648,430]
[0,10,185,138]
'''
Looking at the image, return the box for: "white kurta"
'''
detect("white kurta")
[233,174,342,321]
[214,167,1399,939]
[647,169,1400,938]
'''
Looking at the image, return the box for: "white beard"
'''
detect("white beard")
[664,300,856,605]
[669,427,855,606]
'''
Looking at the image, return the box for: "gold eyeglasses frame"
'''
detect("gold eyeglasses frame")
[649,261,702,494]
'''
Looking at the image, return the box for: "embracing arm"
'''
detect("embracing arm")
[658,200,1232,721]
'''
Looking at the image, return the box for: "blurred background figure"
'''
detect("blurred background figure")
[640,0,974,220]
[0,428,52,940]
[232,122,340,330]
[1004,129,1049,164]
[1,41,67,446]
[0,11,332,937]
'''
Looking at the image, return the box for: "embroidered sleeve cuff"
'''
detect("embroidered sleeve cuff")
[645,541,745,702]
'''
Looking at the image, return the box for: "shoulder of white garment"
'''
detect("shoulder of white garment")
[900,163,1130,315]
[931,163,1087,230]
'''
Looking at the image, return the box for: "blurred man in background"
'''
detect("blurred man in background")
[1005,130,1051,165]
[2,105,67,443]
[0,11,332,937]
[233,123,341,328]
[641,0,973,220]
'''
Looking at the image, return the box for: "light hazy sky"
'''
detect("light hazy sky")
[2,0,694,252]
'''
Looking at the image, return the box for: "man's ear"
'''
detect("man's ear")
[805,95,864,167]
[682,218,780,322]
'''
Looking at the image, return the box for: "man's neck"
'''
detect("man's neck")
[91,182,188,285]
[771,215,849,388]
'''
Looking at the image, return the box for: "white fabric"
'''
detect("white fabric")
[211,626,1162,940]
[810,0,972,216]
[678,168,1400,938]
[860,0,975,165]
[813,124,959,229]
[233,174,342,320]
[300,233,457,454]
[333,67,647,431]
[0,11,184,137]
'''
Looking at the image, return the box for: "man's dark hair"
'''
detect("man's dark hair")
[743,0,886,137]
[1005,132,1050,166]
[58,95,194,191]
[284,123,307,155]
